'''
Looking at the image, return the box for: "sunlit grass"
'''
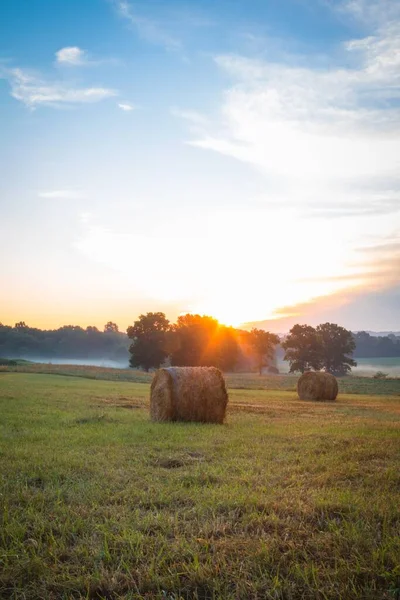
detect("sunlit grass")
[0,373,399,599]
[2,362,400,396]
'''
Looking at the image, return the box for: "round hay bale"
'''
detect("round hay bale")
[297,371,338,401]
[150,366,228,423]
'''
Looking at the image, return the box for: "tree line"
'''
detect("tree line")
[0,322,128,362]
[127,313,357,376]
[353,331,400,358]
[3,315,397,374]
[127,312,279,374]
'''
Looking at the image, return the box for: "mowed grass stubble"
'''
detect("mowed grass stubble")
[0,372,399,599]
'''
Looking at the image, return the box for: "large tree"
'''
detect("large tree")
[282,324,323,373]
[212,325,240,371]
[127,312,170,371]
[316,322,357,375]
[170,314,239,370]
[245,328,280,375]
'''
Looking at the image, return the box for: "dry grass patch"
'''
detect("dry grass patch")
[0,373,399,599]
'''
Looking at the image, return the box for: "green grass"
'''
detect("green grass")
[2,362,400,395]
[0,372,399,599]
[0,363,152,383]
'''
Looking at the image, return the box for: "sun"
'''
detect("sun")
[185,208,362,328]
[76,206,364,329]
[191,283,293,328]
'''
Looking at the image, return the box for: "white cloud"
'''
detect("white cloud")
[115,0,181,50]
[173,5,400,318]
[332,0,400,25]
[5,67,117,108]
[55,47,87,66]
[38,190,87,199]
[117,102,135,111]
[54,46,114,67]
[181,18,400,187]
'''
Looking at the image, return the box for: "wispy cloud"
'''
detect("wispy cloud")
[177,6,400,215]
[114,0,181,50]
[55,46,87,66]
[331,0,400,25]
[54,46,115,67]
[173,0,400,324]
[244,237,400,331]
[260,189,400,219]
[241,225,400,331]
[3,67,117,109]
[38,190,87,199]
[189,43,400,182]
[117,102,135,111]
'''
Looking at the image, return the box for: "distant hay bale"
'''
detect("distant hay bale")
[150,366,228,424]
[297,371,338,401]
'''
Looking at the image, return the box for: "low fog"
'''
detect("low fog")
[14,357,130,369]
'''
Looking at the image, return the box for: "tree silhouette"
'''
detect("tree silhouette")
[246,328,280,375]
[282,324,323,373]
[104,321,119,333]
[283,323,357,375]
[127,312,170,371]
[170,314,239,370]
[316,322,356,375]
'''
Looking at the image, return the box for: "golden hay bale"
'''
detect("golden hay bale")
[150,366,228,424]
[297,371,338,401]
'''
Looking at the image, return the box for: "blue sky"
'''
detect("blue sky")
[1,0,399,331]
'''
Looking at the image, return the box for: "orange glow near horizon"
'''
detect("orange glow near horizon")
[2,0,400,341]
[0,287,353,333]
[1,206,387,332]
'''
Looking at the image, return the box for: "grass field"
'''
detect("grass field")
[2,362,400,396]
[1,372,399,599]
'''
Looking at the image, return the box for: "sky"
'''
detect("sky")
[0,0,399,332]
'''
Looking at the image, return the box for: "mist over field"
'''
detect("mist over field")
[276,357,400,377]
[6,325,400,377]
[2,0,400,598]
[13,354,400,377]
[17,356,130,369]
[351,357,400,377]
